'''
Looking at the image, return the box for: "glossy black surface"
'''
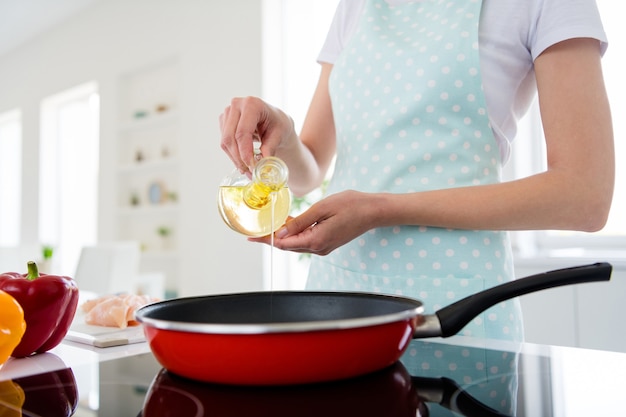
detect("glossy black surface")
[3,338,625,417]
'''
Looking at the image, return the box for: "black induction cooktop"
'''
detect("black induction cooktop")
[3,338,624,417]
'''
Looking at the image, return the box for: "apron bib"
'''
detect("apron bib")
[307,0,523,341]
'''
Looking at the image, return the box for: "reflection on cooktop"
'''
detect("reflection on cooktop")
[3,339,625,417]
[73,354,160,417]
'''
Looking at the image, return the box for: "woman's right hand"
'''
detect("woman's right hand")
[219,96,296,174]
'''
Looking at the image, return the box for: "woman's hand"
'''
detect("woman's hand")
[219,96,296,174]
[249,190,382,255]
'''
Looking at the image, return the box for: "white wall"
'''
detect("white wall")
[0,0,266,296]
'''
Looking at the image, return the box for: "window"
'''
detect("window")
[262,0,340,130]
[262,0,339,289]
[40,82,100,275]
[0,109,22,246]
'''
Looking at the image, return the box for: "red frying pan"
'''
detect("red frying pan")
[135,262,611,385]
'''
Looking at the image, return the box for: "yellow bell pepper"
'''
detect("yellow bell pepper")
[0,290,26,365]
[0,380,25,417]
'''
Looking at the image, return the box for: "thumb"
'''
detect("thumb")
[275,213,316,239]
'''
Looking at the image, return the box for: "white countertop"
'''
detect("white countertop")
[0,338,152,381]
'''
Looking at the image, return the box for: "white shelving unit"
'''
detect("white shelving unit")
[116,59,181,297]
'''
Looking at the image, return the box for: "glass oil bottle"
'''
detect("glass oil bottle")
[218,152,290,237]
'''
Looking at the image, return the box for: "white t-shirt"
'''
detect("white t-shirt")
[318,0,608,163]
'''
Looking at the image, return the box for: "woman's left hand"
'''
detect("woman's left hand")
[249,190,380,255]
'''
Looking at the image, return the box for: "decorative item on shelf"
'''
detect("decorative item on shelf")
[157,226,171,237]
[157,226,173,250]
[166,191,178,203]
[148,181,166,205]
[155,104,169,113]
[135,149,145,163]
[130,191,141,206]
[133,110,149,119]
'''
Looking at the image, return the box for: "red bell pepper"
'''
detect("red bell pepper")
[0,261,79,358]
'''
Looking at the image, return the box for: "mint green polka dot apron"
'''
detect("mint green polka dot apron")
[307,0,524,342]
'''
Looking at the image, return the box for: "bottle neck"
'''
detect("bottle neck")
[243,182,275,209]
[243,156,288,209]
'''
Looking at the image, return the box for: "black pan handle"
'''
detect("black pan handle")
[412,376,512,417]
[436,262,612,337]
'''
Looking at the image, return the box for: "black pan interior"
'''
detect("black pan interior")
[139,291,423,324]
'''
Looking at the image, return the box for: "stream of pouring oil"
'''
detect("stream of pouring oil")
[269,195,276,320]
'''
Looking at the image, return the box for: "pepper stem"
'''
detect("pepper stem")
[26,261,39,281]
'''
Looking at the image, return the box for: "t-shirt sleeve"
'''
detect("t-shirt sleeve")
[531,0,608,60]
[317,0,365,64]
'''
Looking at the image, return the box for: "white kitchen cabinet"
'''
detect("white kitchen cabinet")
[515,258,626,353]
[576,269,626,352]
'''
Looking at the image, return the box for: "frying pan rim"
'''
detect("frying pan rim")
[135,290,425,335]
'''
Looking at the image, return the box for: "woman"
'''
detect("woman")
[219,0,614,341]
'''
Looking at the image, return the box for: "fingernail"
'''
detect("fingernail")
[276,227,288,239]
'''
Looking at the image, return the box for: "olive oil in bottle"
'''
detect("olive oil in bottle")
[218,156,290,237]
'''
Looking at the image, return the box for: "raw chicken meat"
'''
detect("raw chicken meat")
[81,294,159,328]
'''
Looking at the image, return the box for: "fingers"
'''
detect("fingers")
[247,215,314,246]
[249,209,336,255]
[219,105,245,171]
[273,223,334,256]
[219,97,266,173]
[248,225,321,254]
[247,191,373,256]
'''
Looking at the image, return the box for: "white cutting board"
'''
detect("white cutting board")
[64,292,147,348]
[66,320,146,348]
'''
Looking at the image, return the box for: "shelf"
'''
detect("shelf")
[118,158,179,174]
[118,204,178,216]
[119,110,178,132]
